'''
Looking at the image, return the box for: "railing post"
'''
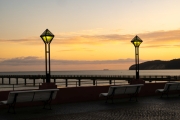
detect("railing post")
[9,78,11,84]
[93,79,95,85]
[24,78,27,85]
[78,79,81,86]
[2,77,4,84]
[16,78,18,85]
[65,79,68,87]
[109,80,112,84]
[54,79,56,83]
[33,79,35,86]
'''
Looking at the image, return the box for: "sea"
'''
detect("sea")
[0,70,180,91]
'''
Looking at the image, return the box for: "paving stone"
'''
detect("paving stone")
[0,95,180,120]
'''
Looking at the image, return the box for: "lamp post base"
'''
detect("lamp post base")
[129,79,145,85]
[39,83,57,89]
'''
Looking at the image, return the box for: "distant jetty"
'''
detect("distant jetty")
[129,58,180,70]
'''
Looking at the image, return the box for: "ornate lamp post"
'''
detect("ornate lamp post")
[40,29,54,83]
[131,35,143,79]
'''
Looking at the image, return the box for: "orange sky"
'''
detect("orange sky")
[1,0,180,71]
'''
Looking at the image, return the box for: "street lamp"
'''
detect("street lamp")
[40,29,54,83]
[131,35,143,79]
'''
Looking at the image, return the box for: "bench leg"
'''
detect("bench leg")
[160,92,169,98]
[166,93,169,98]
[43,99,52,110]
[160,93,164,98]
[105,97,108,103]
[8,103,16,114]
[7,93,18,114]
[43,91,54,110]
[105,96,114,103]
[43,97,52,110]
[129,94,138,102]
[111,96,114,103]
[129,97,138,102]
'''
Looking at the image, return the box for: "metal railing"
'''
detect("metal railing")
[0,78,179,91]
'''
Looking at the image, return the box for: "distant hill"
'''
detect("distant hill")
[129,59,180,70]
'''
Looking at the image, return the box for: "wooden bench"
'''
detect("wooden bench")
[0,89,59,113]
[99,84,144,103]
[155,82,180,98]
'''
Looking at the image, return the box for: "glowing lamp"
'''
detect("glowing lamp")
[131,35,143,47]
[40,29,54,44]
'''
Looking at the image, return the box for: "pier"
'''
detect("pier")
[0,75,180,88]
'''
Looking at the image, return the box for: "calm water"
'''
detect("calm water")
[0,70,180,91]
[1,70,180,76]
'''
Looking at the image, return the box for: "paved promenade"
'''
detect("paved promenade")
[0,94,180,120]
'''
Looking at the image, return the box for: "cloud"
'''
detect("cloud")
[0,56,43,66]
[138,30,180,48]
[0,56,156,71]
[0,37,42,45]
[141,44,180,48]
[1,29,180,48]
[85,34,133,41]
[140,30,180,41]
[0,56,145,66]
[59,48,94,52]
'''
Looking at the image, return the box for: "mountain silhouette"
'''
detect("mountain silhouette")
[129,59,180,70]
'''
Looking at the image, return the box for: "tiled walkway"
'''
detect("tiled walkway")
[0,94,180,120]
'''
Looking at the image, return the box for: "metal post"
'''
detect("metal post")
[33,79,35,86]
[2,77,4,84]
[109,80,112,84]
[48,43,51,82]
[45,43,50,83]
[9,78,11,84]
[135,47,139,79]
[16,78,18,85]
[24,78,26,85]
[93,79,95,85]
[45,43,48,83]
[65,79,68,87]
[78,79,81,86]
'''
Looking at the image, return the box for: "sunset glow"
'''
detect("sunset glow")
[1,0,180,71]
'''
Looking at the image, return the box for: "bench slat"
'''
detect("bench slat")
[156,82,180,98]
[1,89,59,104]
[99,84,143,103]
[16,92,34,103]
[125,86,139,94]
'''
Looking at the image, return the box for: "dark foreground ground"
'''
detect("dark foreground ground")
[0,94,180,120]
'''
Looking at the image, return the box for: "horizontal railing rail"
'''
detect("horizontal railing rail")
[1,74,180,79]
[0,74,180,91]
